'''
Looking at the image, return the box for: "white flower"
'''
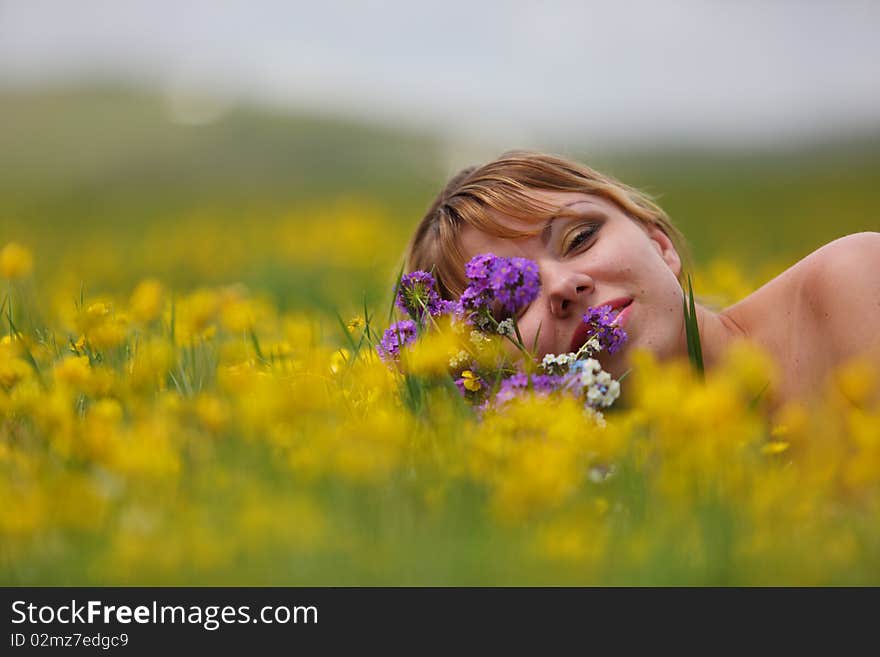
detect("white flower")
[584,407,606,427]
[583,358,601,372]
[448,350,469,369]
[581,336,601,355]
[576,358,621,408]
[588,463,616,482]
[540,352,577,374]
[469,330,490,346]
[605,380,621,405]
[576,358,602,386]
[496,318,515,337]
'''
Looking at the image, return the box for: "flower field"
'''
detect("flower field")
[3,228,879,585]
[2,90,880,585]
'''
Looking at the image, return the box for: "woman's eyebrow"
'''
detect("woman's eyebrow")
[541,202,606,245]
[541,201,578,244]
[540,218,555,245]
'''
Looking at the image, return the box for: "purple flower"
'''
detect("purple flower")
[494,372,529,405]
[530,374,564,394]
[582,304,628,354]
[396,271,444,322]
[376,319,418,361]
[460,253,541,324]
[465,253,496,280]
[493,371,565,406]
[437,299,461,317]
[493,257,540,315]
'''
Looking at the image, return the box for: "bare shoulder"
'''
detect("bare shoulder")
[798,232,880,358]
[724,233,880,320]
[799,231,880,269]
[798,232,880,305]
[720,233,880,402]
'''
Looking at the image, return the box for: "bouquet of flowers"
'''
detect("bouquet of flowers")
[376,254,628,423]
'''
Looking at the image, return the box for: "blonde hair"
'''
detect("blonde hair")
[405,151,691,299]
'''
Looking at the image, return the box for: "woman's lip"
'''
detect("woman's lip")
[612,301,633,327]
[602,297,632,312]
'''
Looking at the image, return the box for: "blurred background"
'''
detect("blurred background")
[2,0,879,317]
[3,0,880,587]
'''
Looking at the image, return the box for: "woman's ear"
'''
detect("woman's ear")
[647,225,681,277]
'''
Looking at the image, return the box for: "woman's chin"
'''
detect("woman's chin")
[596,347,630,380]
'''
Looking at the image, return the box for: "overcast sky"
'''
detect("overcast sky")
[2,0,879,149]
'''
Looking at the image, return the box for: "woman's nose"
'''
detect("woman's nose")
[546,267,593,318]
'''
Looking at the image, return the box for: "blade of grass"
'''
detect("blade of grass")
[168,370,185,396]
[334,310,358,354]
[683,274,704,379]
[169,292,176,347]
[749,381,771,410]
[362,295,374,344]
[512,315,527,353]
[6,312,45,389]
[531,321,543,356]
[387,262,405,325]
[683,294,695,364]
[5,288,13,337]
[351,329,368,362]
[176,361,193,397]
[688,274,704,377]
[249,327,268,364]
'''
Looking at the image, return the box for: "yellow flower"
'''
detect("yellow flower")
[175,288,221,340]
[195,394,231,433]
[0,355,31,388]
[832,358,878,407]
[75,299,127,348]
[405,323,463,377]
[130,278,164,323]
[87,302,110,319]
[220,298,256,333]
[329,348,350,374]
[128,337,173,391]
[0,242,33,279]
[761,441,790,455]
[53,355,92,389]
[461,370,482,391]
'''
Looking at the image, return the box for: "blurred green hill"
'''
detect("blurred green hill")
[0,86,442,219]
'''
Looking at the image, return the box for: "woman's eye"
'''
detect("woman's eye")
[564,225,597,254]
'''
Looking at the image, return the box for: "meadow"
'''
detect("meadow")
[2,88,879,584]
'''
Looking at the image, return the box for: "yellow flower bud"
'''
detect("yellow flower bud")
[0,242,33,279]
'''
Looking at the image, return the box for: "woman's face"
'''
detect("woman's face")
[458,190,685,376]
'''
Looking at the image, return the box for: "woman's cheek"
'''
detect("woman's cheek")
[521,316,545,353]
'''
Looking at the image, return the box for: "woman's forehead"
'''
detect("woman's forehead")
[458,190,620,261]
[458,222,535,260]
[505,191,615,225]
[462,192,616,242]
[534,189,606,210]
